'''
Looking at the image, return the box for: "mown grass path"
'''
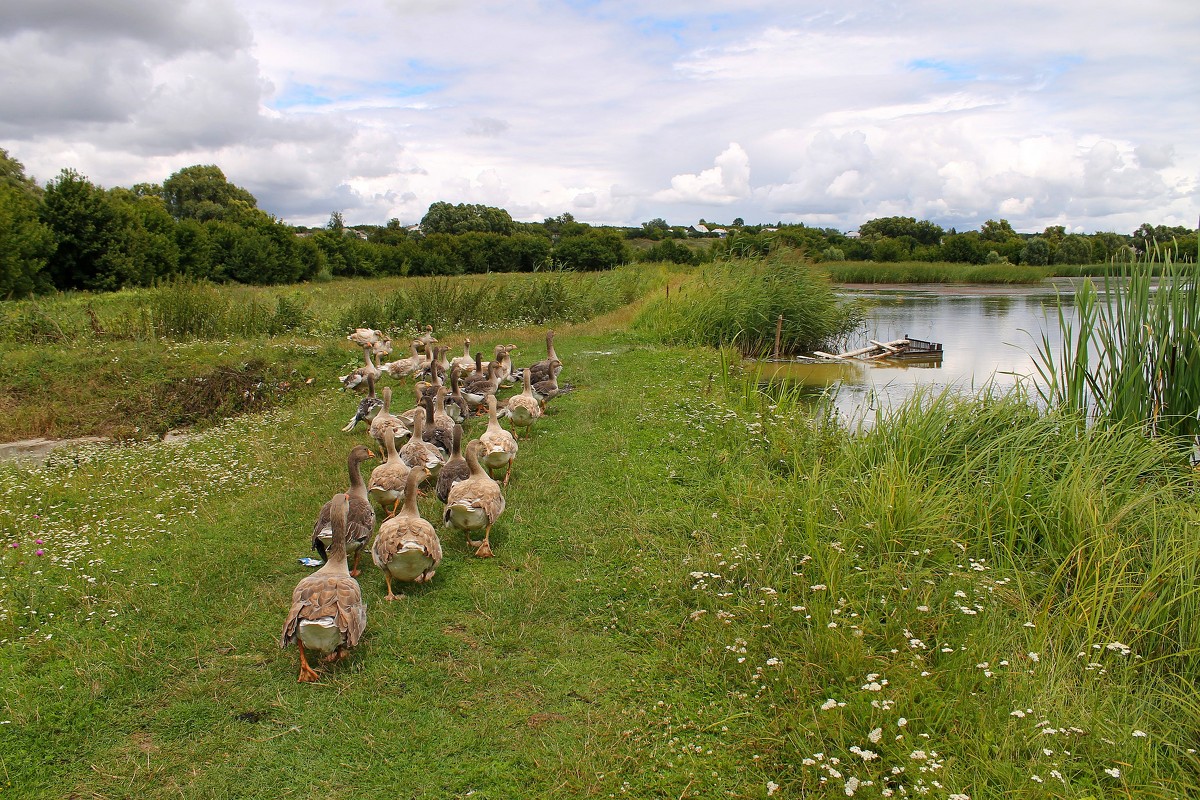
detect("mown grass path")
[0,333,763,798]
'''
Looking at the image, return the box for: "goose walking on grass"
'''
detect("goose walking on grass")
[367,428,411,518]
[444,440,506,558]
[340,345,383,392]
[505,366,542,440]
[312,445,376,577]
[282,493,367,682]
[416,324,437,354]
[341,373,384,432]
[380,340,424,381]
[443,366,470,424]
[371,466,441,601]
[450,338,476,374]
[525,329,562,383]
[369,386,409,459]
[479,394,518,486]
[462,360,502,411]
[436,424,470,504]
[399,407,445,479]
[531,360,564,410]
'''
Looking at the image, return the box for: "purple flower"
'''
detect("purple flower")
[8,543,17,549]
[34,539,43,545]
[35,549,44,557]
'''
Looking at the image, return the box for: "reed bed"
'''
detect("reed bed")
[704,372,1200,795]
[826,261,1049,284]
[1032,258,1200,445]
[0,268,658,345]
[635,252,863,355]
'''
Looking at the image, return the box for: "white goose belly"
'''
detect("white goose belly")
[297,617,343,654]
[446,504,489,532]
[385,544,435,582]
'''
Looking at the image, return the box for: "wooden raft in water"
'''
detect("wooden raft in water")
[813,336,943,362]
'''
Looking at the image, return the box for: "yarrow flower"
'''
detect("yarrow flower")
[1104,767,1121,778]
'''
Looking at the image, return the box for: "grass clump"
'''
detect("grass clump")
[635,251,863,355]
[1033,258,1200,444]
[825,260,1049,284]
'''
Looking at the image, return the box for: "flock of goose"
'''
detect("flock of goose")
[280,326,565,682]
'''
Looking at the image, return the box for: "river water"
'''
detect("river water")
[760,279,1086,421]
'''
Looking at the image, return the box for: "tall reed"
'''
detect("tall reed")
[635,250,863,355]
[1032,258,1200,444]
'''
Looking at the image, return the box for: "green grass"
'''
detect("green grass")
[1033,257,1200,444]
[825,261,1050,284]
[635,251,863,355]
[0,268,661,346]
[1,280,1198,797]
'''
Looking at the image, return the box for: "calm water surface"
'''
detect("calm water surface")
[763,279,1087,420]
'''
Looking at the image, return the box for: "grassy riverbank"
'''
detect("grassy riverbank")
[1,271,1197,797]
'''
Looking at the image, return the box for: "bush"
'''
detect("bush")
[634,250,863,355]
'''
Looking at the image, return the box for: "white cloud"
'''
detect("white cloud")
[653,143,751,205]
[1,0,1196,232]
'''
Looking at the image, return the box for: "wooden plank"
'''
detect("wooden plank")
[870,339,902,353]
[812,351,846,360]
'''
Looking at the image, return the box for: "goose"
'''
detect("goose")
[399,406,445,479]
[443,366,470,424]
[370,466,442,600]
[505,366,542,440]
[491,344,519,386]
[367,428,411,518]
[450,338,476,373]
[416,324,437,354]
[478,394,518,486]
[425,390,455,453]
[380,340,424,381]
[369,386,409,458]
[462,360,502,410]
[340,345,382,392]
[463,352,486,383]
[341,372,384,432]
[311,445,376,577]
[436,424,470,503]
[525,329,562,383]
[444,440,506,558]
[532,360,564,410]
[417,394,452,455]
[348,328,392,357]
[281,493,367,682]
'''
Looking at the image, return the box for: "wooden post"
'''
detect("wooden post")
[773,314,783,360]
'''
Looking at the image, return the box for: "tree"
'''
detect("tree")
[0,149,53,297]
[40,169,126,290]
[980,219,1018,243]
[1019,237,1050,266]
[162,165,260,223]
[552,230,628,270]
[640,218,670,240]
[1055,235,1092,265]
[420,201,515,235]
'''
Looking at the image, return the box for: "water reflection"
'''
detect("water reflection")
[756,280,1086,421]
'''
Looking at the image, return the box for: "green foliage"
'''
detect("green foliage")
[858,215,944,245]
[821,246,846,261]
[1020,236,1051,266]
[0,181,54,298]
[161,164,261,224]
[980,217,1019,242]
[420,201,515,235]
[551,229,629,270]
[1033,258,1200,444]
[635,250,863,354]
[824,260,1046,284]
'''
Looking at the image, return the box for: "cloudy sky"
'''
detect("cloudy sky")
[2,0,1197,233]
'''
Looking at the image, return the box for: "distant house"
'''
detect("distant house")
[710,228,728,238]
[689,224,710,235]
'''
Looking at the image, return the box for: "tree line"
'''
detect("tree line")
[1,149,1193,299]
